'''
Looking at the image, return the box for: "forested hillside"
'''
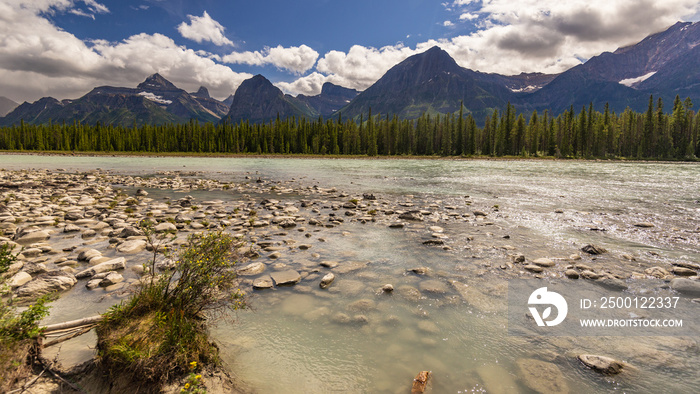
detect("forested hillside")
[0,95,697,160]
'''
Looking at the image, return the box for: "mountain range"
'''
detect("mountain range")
[1,21,698,127]
[0,96,18,117]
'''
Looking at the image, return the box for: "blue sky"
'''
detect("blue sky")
[1,0,699,103]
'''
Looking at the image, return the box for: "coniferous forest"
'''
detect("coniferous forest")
[1,96,698,160]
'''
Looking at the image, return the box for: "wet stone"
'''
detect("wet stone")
[580,270,602,280]
[319,273,335,289]
[516,358,569,394]
[595,277,628,291]
[270,270,301,286]
[320,260,339,268]
[419,279,448,294]
[578,354,625,375]
[524,264,544,273]
[347,299,376,312]
[238,262,266,276]
[581,244,607,255]
[671,267,697,277]
[253,276,274,289]
[670,278,700,296]
[532,258,555,267]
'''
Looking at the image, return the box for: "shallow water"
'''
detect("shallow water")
[4,154,698,393]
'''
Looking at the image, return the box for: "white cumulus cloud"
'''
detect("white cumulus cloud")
[0,1,250,102]
[223,44,319,75]
[278,0,700,97]
[177,11,233,47]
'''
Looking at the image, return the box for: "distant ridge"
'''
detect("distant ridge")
[0,74,229,127]
[0,96,18,117]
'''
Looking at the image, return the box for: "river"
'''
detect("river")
[3,154,699,393]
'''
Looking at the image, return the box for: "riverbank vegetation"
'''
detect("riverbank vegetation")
[0,95,697,160]
[0,243,52,392]
[96,229,245,388]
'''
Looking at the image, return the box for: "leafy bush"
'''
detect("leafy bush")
[0,243,52,391]
[98,230,245,384]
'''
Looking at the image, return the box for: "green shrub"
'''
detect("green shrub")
[0,243,52,392]
[97,231,245,384]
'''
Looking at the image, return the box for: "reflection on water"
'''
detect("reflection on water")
[5,154,697,393]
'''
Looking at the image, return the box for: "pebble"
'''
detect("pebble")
[253,276,274,289]
[532,258,555,267]
[319,273,335,289]
[524,264,544,273]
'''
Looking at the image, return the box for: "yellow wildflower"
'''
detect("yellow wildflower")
[184,383,190,389]
[195,374,202,380]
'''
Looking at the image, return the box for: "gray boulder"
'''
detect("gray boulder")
[15,272,77,298]
[117,239,147,253]
[75,257,126,278]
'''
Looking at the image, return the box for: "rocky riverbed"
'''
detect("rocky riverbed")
[1,165,699,393]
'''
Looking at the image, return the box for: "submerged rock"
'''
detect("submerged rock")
[670,278,700,296]
[516,358,569,394]
[578,354,625,375]
[595,277,628,291]
[408,267,430,276]
[347,299,376,312]
[581,244,607,255]
[476,364,519,394]
[419,279,448,294]
[252,276,274,289]
[320,260,339,268]
[237,262,266,276]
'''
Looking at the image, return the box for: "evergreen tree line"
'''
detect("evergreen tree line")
[0,95,698,160]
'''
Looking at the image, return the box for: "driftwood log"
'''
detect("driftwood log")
[42,315,103,333]
[411,370,432,393]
